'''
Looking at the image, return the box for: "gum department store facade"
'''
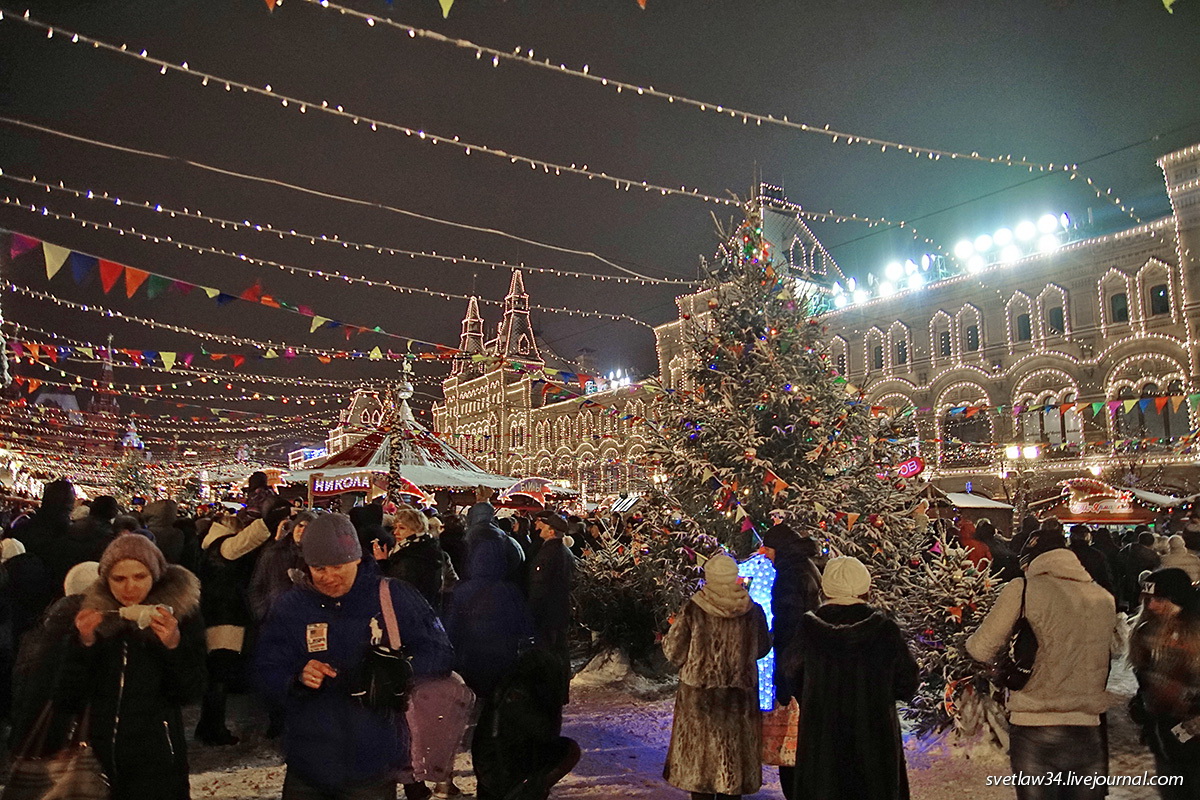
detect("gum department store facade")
[425,143,1200,503]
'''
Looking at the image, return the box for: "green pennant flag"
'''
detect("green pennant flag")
[1091,401,1104,417]
[145,274,172,299]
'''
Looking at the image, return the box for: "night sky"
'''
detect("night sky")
[0,0,1197,451]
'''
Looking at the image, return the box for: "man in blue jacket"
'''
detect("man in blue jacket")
[255,513,454,800]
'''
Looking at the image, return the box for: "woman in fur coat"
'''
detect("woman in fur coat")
[662,553,771,800]
[60,534,207,800]
[781,556,919,800]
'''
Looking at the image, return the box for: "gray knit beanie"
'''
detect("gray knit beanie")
[301,513,362,567]
[99,534,167,582]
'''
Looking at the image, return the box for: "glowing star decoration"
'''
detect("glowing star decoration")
[737,553,777,711]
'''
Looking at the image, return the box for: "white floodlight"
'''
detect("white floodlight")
[1015,220,1038,241]
[1037,213,1059,234]
[878,281,896,297]
[993,228,1014,247]
[974,234,993,252]
[920,254,932,270]
[885,261,903,281]
[833,294,848,308]
[853,290,868,304]
[967,255,986,273]
[832,281,843,295]
[953,240,974,260]
[1059,213,1071,230]
[907,273,924,289]
[1022,445,1040,460]
[999,244,1023,263]
[1037,234,1060,253]
[847,277,857,291]
[1005,445,1021,460]
[904,259,917,275]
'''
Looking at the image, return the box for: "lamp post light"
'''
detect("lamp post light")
[1001,443,1040,526]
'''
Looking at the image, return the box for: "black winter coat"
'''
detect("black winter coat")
[14,508,85,612]
[528,538,574,646]
[768,537,821,706]
[383,534,445,610]
[1070,543,1116,598]
[247,537,305,622]
[57,566,206,800]
[784,604,919,800]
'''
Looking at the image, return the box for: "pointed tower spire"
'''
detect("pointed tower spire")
[496,269,542,363]
[452,295,487,376]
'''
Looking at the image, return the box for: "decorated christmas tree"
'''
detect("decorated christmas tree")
[111,449,154,506]
[645,200,997,736]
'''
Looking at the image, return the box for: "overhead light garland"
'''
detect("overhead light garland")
[0,10,739,207]
[0,171,700,287]
[1,194,655,327]
[290,0,1138,223]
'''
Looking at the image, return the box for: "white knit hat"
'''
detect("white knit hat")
[821,556,871,605]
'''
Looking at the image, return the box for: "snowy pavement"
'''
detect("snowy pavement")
[191,660,1161,800]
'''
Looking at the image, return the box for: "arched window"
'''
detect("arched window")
[864,328,885,372]
[938,384,991,468]
[895,339,908,366]
[939,330,952,357]
[1150,284,1170,316]
[1017,314,1032,341]
[1047,306,1065,335]
[1109,293,1129,324]
[887,323,911,372]
[965,325,980,352]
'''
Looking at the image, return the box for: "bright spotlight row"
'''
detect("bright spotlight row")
[954,213,1070,264]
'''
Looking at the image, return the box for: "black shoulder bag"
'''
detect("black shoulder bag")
[352,579,415,712]
[992,577,1038,691]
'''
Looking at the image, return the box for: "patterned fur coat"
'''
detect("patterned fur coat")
[661,597,771,795]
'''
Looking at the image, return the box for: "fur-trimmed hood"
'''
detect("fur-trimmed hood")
[82,563,201,636]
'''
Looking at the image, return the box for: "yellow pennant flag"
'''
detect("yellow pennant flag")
[369,346,383,361]
[160,352,176,371]
[264,349,279,359]
[310,316,329,333]
[78,347,93,359]
[438,0,453,17]
[846,512,861,529]
[203,287,221,299]
[1123,399,1139,414]
[42,242,71,279]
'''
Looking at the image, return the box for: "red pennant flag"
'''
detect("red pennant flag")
[260,294,281,309]
[210,353,226,362]
[240,282,263,303]
[99,260,124,293]
[25,343,40,361]
[317,356,332,364]
[230,355,246,368]
[636,0,646,7]
[26,379,41,394]
[263,0,276,9]
[45,347,58,364]
[124,267,150,298]
[1154,396,1169,413]
[10,233,40,258]
[964,406,980,418]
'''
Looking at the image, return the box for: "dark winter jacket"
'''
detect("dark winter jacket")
[1121,543,1162,604]
[143,500,186,567]
[248,537,305,622]
[198,519,271,634]
[768,535,822,705]
[528,537,574,645]
[57,566,207,800]
[349,504,393,557]
[14,501,97,599]
[1070,542,1116,598]
[464,503,525,584]
[445,538,535,697]
[254,568,454,791]
[383,533,445,610]
[11,593,83,748]
[1,550,52,645]
[784,604,919,800]
[438,519,468,580]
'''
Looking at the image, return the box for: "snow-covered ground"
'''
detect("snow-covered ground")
[189,660,1160,800]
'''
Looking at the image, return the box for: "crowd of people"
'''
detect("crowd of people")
[3,473,1200,800]
[0,478,585,800]
[660,508,1200,800]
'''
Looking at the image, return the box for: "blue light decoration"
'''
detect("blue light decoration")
[737,552,778,711]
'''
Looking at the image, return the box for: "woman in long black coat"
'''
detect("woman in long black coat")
[59,535,206,800]
[782,556,919,800]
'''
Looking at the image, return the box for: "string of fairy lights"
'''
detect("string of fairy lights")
[0,194,655,328]
[0,10,740,207]
[0,171,700,287]
[293,0,1142,224]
